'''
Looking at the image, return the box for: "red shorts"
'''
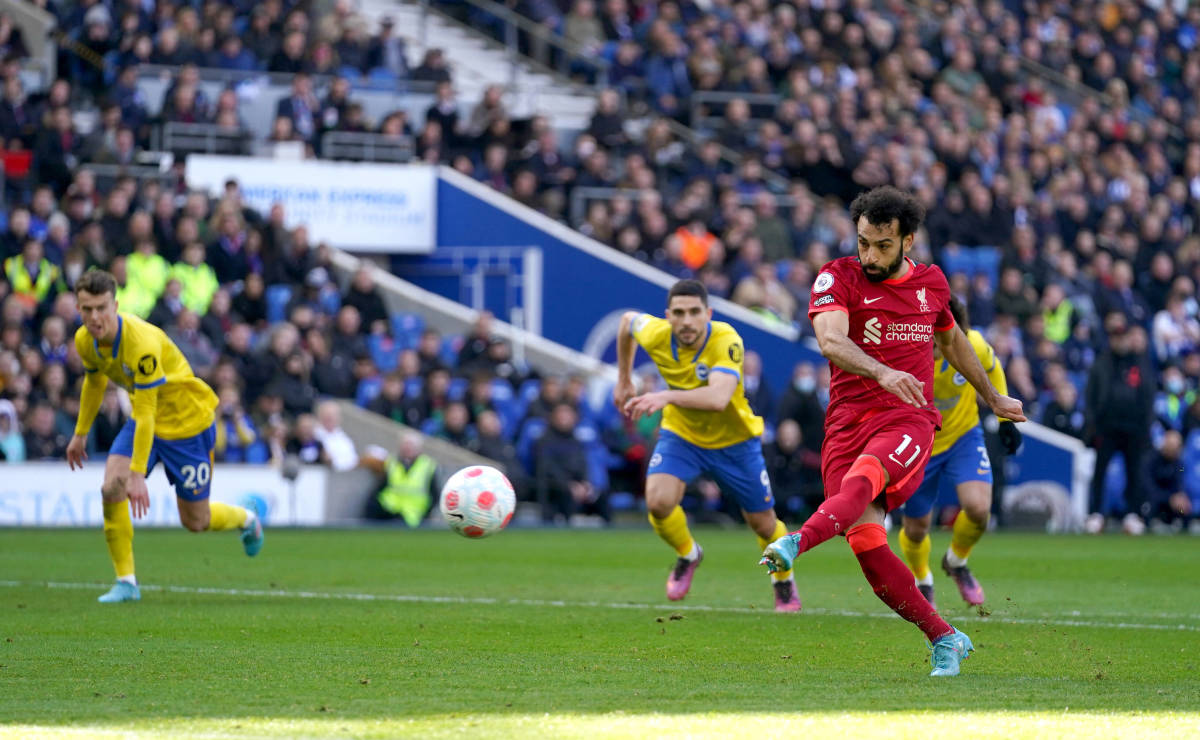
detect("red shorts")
[821,407,937,512]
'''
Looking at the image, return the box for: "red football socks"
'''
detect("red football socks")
[849,523,952,642]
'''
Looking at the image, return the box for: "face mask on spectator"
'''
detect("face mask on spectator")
[794,377,816,393]
[1166,378,1184,395]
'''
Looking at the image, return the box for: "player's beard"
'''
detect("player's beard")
[861,251,906,283]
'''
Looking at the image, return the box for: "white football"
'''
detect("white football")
[439,465,516,538]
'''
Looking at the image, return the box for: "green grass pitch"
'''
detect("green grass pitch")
[1,527,1198,738]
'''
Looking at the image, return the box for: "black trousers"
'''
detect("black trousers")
[1089,428,1149,519]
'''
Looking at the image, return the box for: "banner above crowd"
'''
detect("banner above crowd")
[186,156,436,253]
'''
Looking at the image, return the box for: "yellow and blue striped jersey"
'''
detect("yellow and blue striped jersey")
[74,313,218,472]
[931,328,1008,456]
[631,314,763,449]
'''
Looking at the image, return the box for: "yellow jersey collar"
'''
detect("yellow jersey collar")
[94,314,123,360]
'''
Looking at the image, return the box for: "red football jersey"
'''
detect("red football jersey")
[808,256,956,431]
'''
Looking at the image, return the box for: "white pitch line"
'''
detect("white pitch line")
[3,580,1200,633]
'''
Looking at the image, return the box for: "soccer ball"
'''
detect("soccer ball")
[439,465,516,538]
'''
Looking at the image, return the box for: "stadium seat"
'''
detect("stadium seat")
[489,379,523,437]
[518,378,542,405]
[516,417,548,473]
[367,334,400,373]
[356,377,383,407]
[266,285,293,324]
[366,67,399,90]
[608,491,637,511]
[441,335,463,367]
[1102,453,1127,515]
[447,377,469,401]
[1183,430,1200,505]
[403,377,423,398]
[391,313,425,348]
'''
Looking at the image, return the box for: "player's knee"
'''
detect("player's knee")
[180,512,209,532]
[902,518,929,541]
[100,477,127,502]
[646,497,675,519]
[963,501,991,524]
[746,513,777,539]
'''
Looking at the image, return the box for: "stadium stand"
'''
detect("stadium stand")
[0,0,1198,530]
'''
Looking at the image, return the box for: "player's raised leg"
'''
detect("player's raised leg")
[97,451,139,603]
[942,479,990,605]
[164,428,264,556]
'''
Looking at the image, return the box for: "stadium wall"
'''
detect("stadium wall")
[0,464,328,527]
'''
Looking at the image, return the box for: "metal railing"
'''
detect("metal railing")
[320,131,415,163]
[159,122,253,156]
[415,0,610,89]
[79,163,180,193]
[689,92,783,132]
[569,186,802,228]
[136,63,440,94]
[660,118,793,193]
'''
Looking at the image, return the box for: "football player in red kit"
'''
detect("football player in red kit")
[760,186,1026,677]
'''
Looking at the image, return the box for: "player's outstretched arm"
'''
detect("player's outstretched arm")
[812,310,925,407]
[935,326,1027,422]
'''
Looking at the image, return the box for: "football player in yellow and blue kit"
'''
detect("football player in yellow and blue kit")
[65,269,266,603]
[613,279,801,612]
[898,297,1021,608]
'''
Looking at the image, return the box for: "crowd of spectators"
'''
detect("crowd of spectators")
[0,0,1198,529]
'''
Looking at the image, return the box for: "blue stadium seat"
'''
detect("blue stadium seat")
[338,65,364,80]
[319,288,341,316]
[365,67,398,90]
[403,377,423,398]
[1102,453,1126,515]
[1183,430,1200,507]
[391,312,425,349]
[516,417,548,473]
[490,379,523,436]
[518,378,542,405]
[367,334,400,373]
[356,377,383,407]
[266,285,293,323]
[441,335,463,367]
[420,418,440,436]
[447,377,468,401]
[608,491,637,511]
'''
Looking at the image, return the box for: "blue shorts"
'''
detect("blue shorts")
[902,426,992,519]
[648,429,775,513]
[111,420,217,501]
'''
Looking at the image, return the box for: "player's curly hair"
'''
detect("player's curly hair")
[74,268,117,297]
[849,186,926,239]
